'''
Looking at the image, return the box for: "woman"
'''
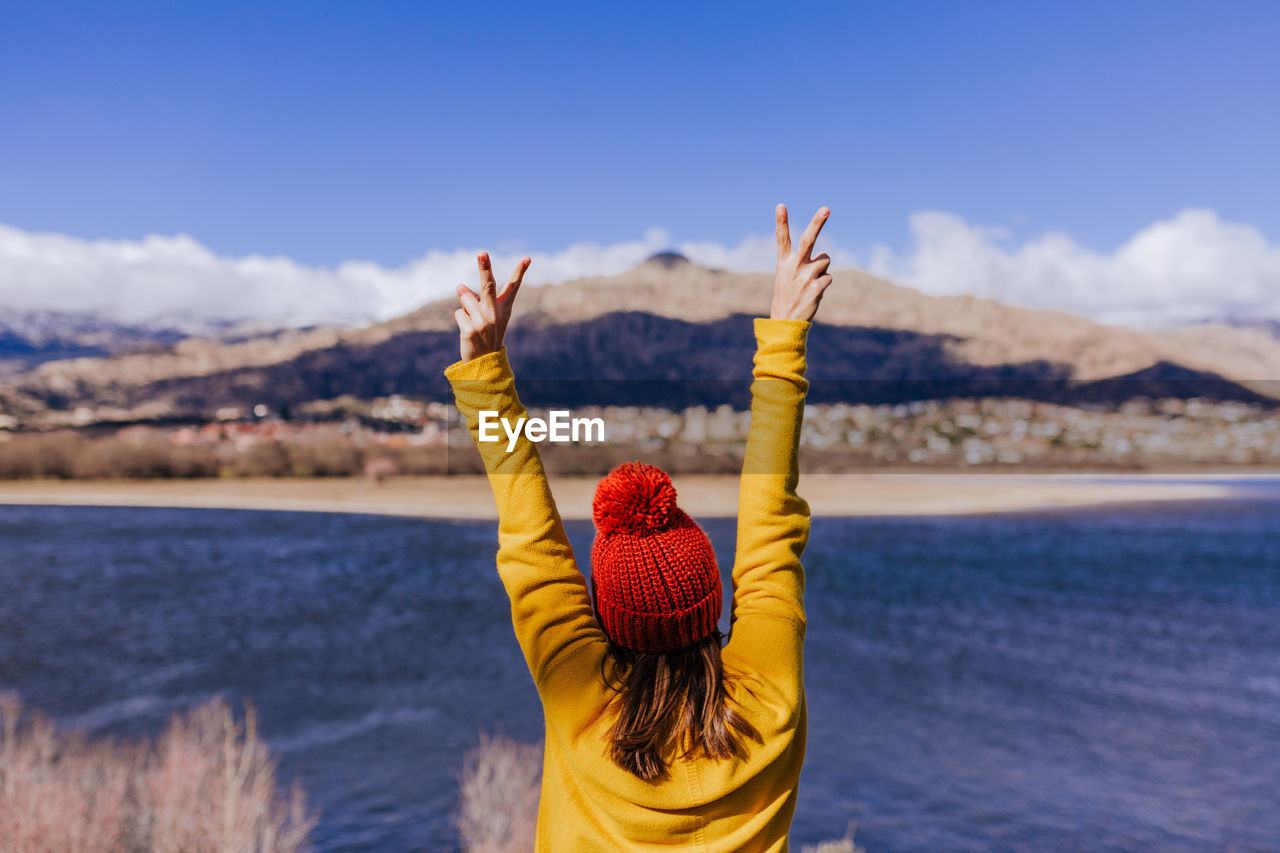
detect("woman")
[445,204,833,852]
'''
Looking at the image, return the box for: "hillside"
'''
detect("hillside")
[0,310,189,378]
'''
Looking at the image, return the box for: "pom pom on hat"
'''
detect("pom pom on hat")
[593,462,678,536]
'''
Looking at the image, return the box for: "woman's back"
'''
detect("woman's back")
[532,647,807,852]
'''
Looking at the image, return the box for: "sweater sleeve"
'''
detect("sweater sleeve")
[444,348,605,689]
[721,318,811,706]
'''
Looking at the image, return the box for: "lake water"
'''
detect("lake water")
[1,484,1278,851]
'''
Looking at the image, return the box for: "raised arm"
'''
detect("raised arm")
[444,252,603,689]
[723,205,833,698]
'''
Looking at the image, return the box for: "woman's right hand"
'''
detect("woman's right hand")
[454,251,531,362]
[771,204,833,322]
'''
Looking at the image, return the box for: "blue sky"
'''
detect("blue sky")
[1,0,1277,326]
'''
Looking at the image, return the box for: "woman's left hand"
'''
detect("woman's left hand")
[455,252,531,361]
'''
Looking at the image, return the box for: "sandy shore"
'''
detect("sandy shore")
[0,474,1241,520]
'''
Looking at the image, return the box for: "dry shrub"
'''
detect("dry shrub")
[0,429,456,481]
[456,734,542,853]
[231,440,292,478]
[286,433,361,477]
[71,435,220,480]
[0,431,221,480]
[391,446,449,475]
[0,432,84,479]
[165,446,223,479]
[0,693,134,852]
[0,423,480,481]
[362,456,399,483]
[0,692,315,853]
[73,433,171,479]
[800,821,865,853]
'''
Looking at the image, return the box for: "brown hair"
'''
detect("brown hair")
[601,629,761,781]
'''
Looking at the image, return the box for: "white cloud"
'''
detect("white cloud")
[0,224,676,328]
[867,209,1280,327]
[2,209,1277,330]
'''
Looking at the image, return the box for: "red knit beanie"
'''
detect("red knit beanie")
[591,462,721,654]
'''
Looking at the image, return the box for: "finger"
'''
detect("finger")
[809,252,832,276]
[454,307,479,333]
[775,204,791,260]
[457,287,483,321]
[499,256,531,302]
[456,283,479,300]
[796,206,830,261]
[476,252,499,317]
[812,273,834,295]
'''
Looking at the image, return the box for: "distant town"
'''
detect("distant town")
[1,392,1276,479]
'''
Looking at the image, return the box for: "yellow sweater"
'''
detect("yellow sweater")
[444,318,812,852]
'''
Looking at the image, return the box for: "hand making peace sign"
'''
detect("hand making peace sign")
[771,205,833,322]
[454,252,531,362]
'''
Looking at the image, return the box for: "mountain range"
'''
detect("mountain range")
[3,254,1278,426]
